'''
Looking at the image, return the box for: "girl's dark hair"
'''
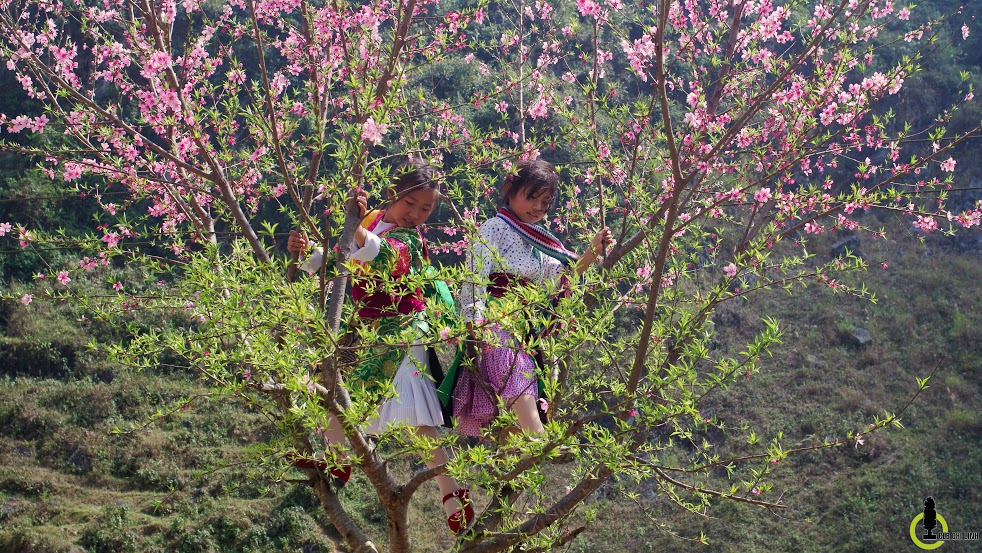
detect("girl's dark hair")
[392,157,441,197]
[499,158,558,210]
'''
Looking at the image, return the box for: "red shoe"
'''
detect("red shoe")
[286,452,352,486]
[443,488,474,534]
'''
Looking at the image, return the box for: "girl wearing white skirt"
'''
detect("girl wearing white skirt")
[289,159,473,533]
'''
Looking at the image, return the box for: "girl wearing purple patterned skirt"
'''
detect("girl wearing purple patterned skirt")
[453,158,612,437]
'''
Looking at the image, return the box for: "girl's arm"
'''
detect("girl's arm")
[348,226,379,263]
[460,222,497,324]
[288,228,373,275]
[575,227,613,276]
[288,187,370,273]
[287,230,323,274]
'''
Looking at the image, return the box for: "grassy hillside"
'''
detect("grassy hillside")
[569,226,982,552]
[1,224,980,552]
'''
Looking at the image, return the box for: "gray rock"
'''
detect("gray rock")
[714,309,741,328]
[1,501,22,520]
[832,235,862,259]
[67,447,92,472]
[852,327,872,346]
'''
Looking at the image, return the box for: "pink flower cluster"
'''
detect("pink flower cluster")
[361,117,388,146]
[576,0,601,18]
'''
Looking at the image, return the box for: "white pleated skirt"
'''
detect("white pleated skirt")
[365,341,445,433]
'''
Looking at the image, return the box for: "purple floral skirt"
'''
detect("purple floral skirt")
[453,325,538,437]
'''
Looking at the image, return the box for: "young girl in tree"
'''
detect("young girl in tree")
[287,159,473,533]
[453,158,612,437]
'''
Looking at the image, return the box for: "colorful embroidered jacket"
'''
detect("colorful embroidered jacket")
[351,210,428,318]
[301,210,455,383]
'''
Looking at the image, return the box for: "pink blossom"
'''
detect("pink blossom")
[528,97,549,119]
[723,263,737,277]
[144,51,171,75]
[963,24,970,40]
[227,69,246,85]
[8,115,30,133]
[361,117,388,146]
[20,294,33,306]
[940,157,956,172]
[855,435,865,448]
[159,89,181,113]
[28,115,49,133]
[576,0,601,17]
[538,398,550,414]
[754,188,772,204]
[0,222,11,236]
[102,232,121,247]
[751,487,761,495]
[18,228,32,248]
[913,216,938,232]
[57,270,71,285]
[597,142,610,160]
[113,281,124,291]
[63,162,83,181]
[880,262,888,270]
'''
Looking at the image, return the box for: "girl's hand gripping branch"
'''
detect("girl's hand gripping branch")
[346,187,370,248]
[576,226,614,276]
[287,229,310,255]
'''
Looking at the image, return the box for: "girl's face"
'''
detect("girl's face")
[507,185,554,224]
[384,187,439,228]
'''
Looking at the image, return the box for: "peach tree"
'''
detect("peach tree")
[0,0,978,551]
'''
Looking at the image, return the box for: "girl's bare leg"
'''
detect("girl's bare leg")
[511,393,545,434]
[318,413,349,462]
[415,426,464,517]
